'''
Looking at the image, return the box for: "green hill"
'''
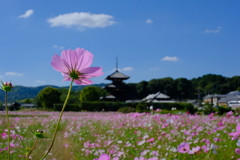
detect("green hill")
[0,84,106,103]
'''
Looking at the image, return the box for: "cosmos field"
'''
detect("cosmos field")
[0,111,240,160]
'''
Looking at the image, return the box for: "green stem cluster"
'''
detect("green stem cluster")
[40,80,74,160]
[26,138,38,160]
[5,91,11,160]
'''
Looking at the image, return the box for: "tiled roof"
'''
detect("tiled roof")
[142,92,170,101]
[106,70,130,80]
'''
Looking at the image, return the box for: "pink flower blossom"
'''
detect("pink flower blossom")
[229,124,240,140]
[51,48,103,85]
[96,154,110,160]
[147,138,154,142]
[226,111,234,117]
[209,113,214,119]
[235,148,240,154]
[201,145,209,153]
[190,146,200,154]
[177,142,190,153]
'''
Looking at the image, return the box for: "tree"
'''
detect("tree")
[147,79,163,94]
[79,86,106,102]
[59,88,80,104]
[175,78,193,100]
[21,98,34,103]
[230,76,240,91]
[37,87,61,110]
[136,81,148,98]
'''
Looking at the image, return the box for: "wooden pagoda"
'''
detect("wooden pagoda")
[101,58,132,101]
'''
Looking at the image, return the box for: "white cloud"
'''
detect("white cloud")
[161,56,178,61]
[5,72,23,76]
[18,9,34,18]
[146,19,153,24]
[122,67,133,71]
[53,45,64,50]
[204,26,223,34]
[35,80,45,83]
[47,12,116,29]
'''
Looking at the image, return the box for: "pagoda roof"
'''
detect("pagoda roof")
[104,83,130,88]
[106,70,130,80]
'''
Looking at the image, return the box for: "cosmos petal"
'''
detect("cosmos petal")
[74,78,93,85]
[237,124,240,131]
[75,48,93,70]
[51,54,68,72]
[229,132,240,137]
[80,67,103,77]
[61,49,77,69]
[98,154,110,160]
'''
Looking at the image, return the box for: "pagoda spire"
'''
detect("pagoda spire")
[116,56,118,71]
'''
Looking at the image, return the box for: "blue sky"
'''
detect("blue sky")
[0,0,240,87]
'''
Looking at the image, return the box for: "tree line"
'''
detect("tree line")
[33,74,240,110]
[127,74,240,100]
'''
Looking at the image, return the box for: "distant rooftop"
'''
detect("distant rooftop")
[106,70,130,80]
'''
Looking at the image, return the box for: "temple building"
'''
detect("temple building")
[101,58,132,101]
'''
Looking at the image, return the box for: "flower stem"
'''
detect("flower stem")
[26,138,38,160]
[5,91,11,160]
[40,80,74,160]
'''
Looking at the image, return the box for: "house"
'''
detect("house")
[203,91,240,109]
[1,102,21,111]
[142,92,176,103]
[203,94,227,106]
[217,91,240,107]
[21,103,36,109]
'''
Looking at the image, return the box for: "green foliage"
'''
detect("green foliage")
[37,87,61,110]
[20,98,34,103]
[217,106,232,115]
[79,86,106,102]
[155,109,185,115]
[53,103,80,111]
[175,78,193,100]
[235,108,240,115]
[59,88,80,104]
[136,103,149,113]
[151,102,194,111]
[202,103,215,114]
[136,81,149,98]
[118,107,136,113]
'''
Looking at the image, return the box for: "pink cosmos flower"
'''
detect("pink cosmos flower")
[226,111,234,117]
[201,145,209,153]
[209,113,214,119]
[51,48,103,85]
[229,124,240,140]
[96,154,110,160]
[191,146,200,154]
[235,148,240,155]
[177,142,190,153]
[147,138,154,142]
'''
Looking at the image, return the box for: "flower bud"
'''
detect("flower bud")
[35,130,45,138]
[1,81,14,92]
[4,82,12,87]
